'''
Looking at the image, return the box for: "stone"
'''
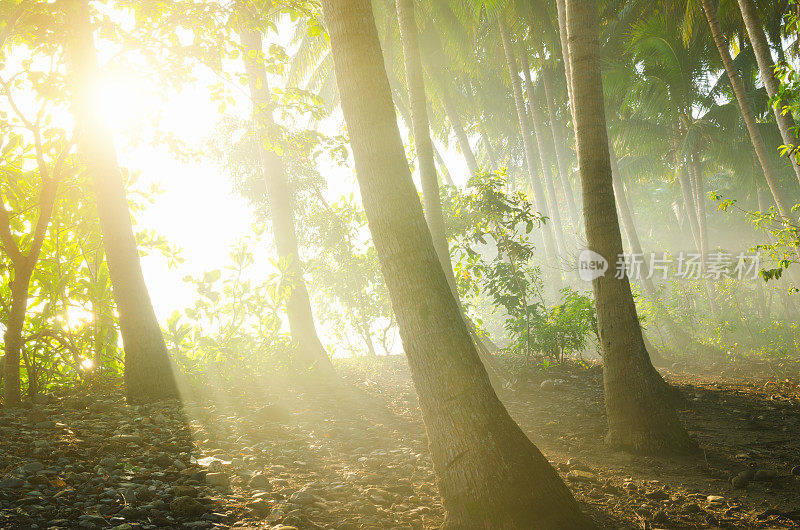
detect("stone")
[170,496,206,517]
[21,461,45,474]
[706,495,725,504]
[154,453,174,468]
[174,485,197,497]
[249,473,272,490]
[645,489,669,501]
[755,469,777,481]
[565,470,596,483]
[247,498,271,516]
[289,490,317,505]
[205,473,229,487]
[0,477,25,489]
[732,469,754,488]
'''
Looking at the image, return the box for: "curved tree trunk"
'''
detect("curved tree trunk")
[497,15,558,261]
[65,1,179,404]
[240,29,336,376]
[737,0,800,186]
[520,51,568,255]
[701,0,795,219]
[321,0,593,526]
[567,0,695,454]
[542,65,580,228]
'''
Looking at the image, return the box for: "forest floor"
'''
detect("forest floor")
[1,356,800,529]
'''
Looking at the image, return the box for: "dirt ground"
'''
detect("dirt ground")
[0,356,799,529]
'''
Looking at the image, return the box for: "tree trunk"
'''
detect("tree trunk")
[520,51,568,255]
[701,0,795,219]
[396,0,506,387]
[556,0,574,105]
[421,30,480,177]
[396,0,450,274]
[542,65,580,227]
[240,29,336,376]
[737,0,800,186]
[440,87,479,178]
[65,0,180,403]
[497,16,558,261]
[675,146,703,253]
[567,0,695,454]
[321,0,593,526]
[3,265,33,407]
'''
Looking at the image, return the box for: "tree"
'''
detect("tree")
[64,0,179,403]
[736,0,800,186]
[320,0,593,526]
[700,0,795,221]
[566,0,696,453]
[239,26,336,376]
[0,86,70,406]
[497,15,559,262]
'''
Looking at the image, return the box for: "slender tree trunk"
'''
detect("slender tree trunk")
[542,65,580,227]
[674,145,702,252]
[737,0,800,185]
[497,15,558,261]
[396,0,506,385]
[240,29,336,376]
[421,31,480,177]
[701,0,795,219]
[3,265,33,407]
[520,52,568,255]
[440,87,479,177]
[321,0,593,526]
[66,2,180,403]
[556,0,574,105]
[687,155,719,315]
[434,147,456,186]
[567,0,695,454]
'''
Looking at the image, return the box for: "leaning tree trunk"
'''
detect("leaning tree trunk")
[520,51,568,254]
[542,64,580,227]
[497,16,558,261]
[567,0,695,454]
[321,0,594,526]
[66,1,179,404]
[737,0,800,186]
[240,29,336,376]
[701,0,795,219]
[396,0,506,385]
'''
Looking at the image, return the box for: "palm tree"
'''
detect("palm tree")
[519,49,569,253]
[700,0,795,219]
[239,27,336,376]
[497,14,558,261]
[736,0,800,186]
[65,0,179,403]
[567,0,696,453]
[320,0,594,525]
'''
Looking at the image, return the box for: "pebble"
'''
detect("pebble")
[170,495,206,517]
[205,473,229,487]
